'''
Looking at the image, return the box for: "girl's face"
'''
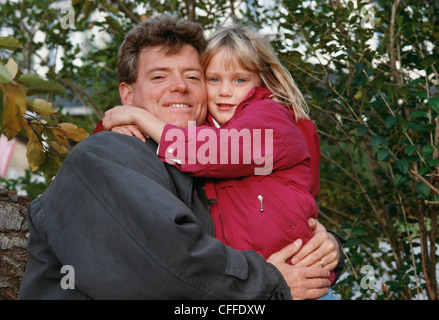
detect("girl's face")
[205,49,261,125]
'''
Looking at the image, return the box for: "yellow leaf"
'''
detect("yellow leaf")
[22,118,47,171]
[21,117,34,138]
[50,127,69,146]
[26,138,46,172]
[57,122,89,141]
[5,58,18,79]
[1,83,27,139]
[24,122,46,171]
[354,90,363,100]
[48,140,69,154]
[27,98,57,117]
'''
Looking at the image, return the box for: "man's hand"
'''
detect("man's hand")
[290,218,339,271]
[267,239,331,300]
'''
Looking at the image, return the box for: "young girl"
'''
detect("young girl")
[102,26,336,296]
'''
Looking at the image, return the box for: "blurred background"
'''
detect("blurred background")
[1,0,438,300]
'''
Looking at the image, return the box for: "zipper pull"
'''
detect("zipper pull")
[257,195,264,212]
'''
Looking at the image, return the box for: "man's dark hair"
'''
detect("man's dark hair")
[117,14,206,84]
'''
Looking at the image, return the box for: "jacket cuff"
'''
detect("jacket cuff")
[327,229,346,285]
[267,263,292,300]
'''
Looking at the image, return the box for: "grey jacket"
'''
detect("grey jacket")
[18,132,292,299]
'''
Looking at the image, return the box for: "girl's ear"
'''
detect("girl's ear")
[119,82,133,105]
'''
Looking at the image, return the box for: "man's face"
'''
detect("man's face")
[121,44,207,128]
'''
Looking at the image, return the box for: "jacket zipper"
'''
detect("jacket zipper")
[257,195,264,212]
[257,193,295,230]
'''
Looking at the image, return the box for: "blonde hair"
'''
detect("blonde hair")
[201,26,309,121]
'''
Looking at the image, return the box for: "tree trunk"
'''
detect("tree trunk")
[0,187,29,300]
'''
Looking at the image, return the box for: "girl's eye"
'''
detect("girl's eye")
[236,78,246,84]
[209,77,219,83]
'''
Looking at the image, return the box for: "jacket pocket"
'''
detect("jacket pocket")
[255,191,298,239]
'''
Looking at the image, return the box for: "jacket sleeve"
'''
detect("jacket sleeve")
[18,132,291,300]
[157,101,310,178]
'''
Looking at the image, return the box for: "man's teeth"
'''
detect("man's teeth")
[169,104,190,108]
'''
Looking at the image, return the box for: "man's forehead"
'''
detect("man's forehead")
[139,45,203,72]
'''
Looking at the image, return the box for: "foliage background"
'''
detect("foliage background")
[1,0,438,300]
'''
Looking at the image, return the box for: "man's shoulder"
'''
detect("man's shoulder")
[73,131,159,159]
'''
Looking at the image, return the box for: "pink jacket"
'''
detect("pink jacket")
[157,87,321,260]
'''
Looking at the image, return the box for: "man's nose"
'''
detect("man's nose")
[170,75,188,93]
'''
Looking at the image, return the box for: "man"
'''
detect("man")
[19,14,343,300]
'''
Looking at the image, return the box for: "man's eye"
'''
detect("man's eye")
[151,75,165,80]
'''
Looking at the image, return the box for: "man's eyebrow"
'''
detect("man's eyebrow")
[145,66,203,74]
[185,66,203,73]
[145,67,169,74]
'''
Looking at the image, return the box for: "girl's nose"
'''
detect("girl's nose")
[218,83,232,97]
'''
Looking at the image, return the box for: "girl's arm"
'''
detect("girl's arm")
[102,106,165,143]
[158,101,309,179]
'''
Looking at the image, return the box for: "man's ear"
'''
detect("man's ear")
[119,82,133,105]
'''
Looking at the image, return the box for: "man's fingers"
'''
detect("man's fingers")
[268,239,302,263]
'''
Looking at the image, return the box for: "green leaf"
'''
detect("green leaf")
[416,182,430,199]
[0,36,23,50]
[350,75,367,85]
[428,96,439,114]
[17,74,65,95]
[398,115,408,131]
[372,76,384,89]
[359,125,368,137]
[352,226,365,236]
[396,159,409,174]
[345,237,361,248]
[422,145,434,157]
[407,78,424,86]
[385,116,397,129]
[377,148,389,161]
[0,62,13,83]
[411,91,428,99]
[410,111,427,119]
[420,55,436,69]
[394,173,408,186]
[426,158,439,167]
[354,63,364,73]
[406,144,418,156]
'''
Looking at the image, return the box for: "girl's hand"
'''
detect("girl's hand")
[290,218,339,271]
[102,105,165,144]
[111,125,149,142]
[102,106,141,131]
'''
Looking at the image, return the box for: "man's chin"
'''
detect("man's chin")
[167,118,197,129]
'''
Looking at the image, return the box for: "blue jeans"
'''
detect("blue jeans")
[318,288,339,300]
